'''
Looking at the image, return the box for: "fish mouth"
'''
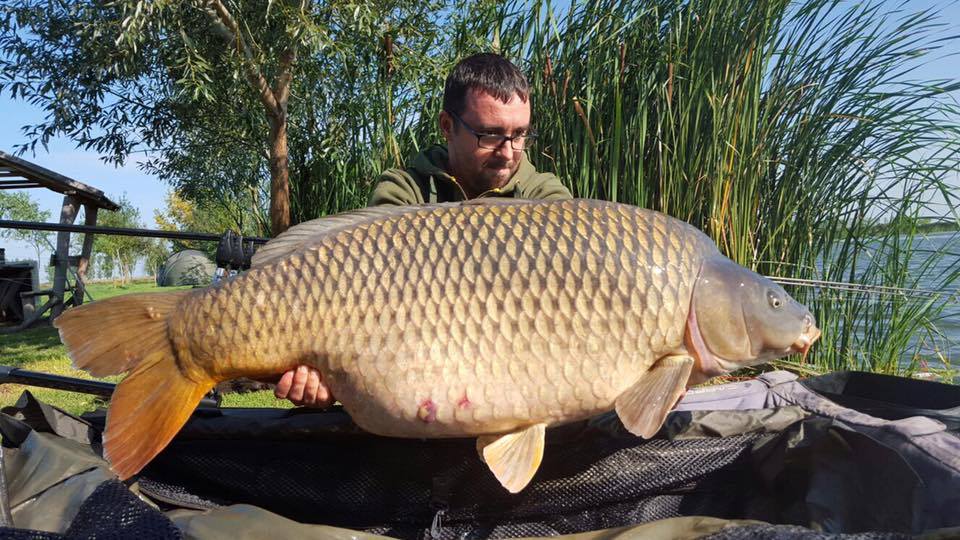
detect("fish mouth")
[758,315,821,363]
[789,316,821,363]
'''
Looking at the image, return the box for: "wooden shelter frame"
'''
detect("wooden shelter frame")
[0,150,119,329]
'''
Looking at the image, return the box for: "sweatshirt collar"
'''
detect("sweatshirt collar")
[412,144,534,199]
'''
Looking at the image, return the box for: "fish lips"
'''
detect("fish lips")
[789,323,821,363]
[752,312,821,363]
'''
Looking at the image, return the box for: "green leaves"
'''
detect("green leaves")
[0,191,52,269]
[92,194,155,283]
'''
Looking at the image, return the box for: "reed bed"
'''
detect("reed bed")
[295,0,960,377]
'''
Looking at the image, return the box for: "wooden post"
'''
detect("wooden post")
[74,203,99,306]
[50,195,80,319]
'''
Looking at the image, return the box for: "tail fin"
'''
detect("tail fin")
[54,291,215,479]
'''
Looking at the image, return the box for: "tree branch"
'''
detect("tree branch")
[204,0,280,119]
[275,47,296,113]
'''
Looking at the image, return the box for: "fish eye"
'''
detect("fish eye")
[768,291,783,309]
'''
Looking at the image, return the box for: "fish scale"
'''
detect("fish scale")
[168,199,711,437]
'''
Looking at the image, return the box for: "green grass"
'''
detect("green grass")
[0,326,115,414]
[83,280,191,300]
[0,280,292,415]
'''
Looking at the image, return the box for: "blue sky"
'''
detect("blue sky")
[0,116,167,262]
[1,0,958,265]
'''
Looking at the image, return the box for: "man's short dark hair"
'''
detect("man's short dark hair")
[442,53,530,116]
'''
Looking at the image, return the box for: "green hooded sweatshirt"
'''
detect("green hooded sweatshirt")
[368,145,572,206]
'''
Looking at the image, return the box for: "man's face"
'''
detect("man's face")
[440,89,531,197]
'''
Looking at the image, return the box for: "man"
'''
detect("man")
[274,53,571,406]
[370,53,571,205]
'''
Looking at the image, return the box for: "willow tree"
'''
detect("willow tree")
[0,0,444,233]
[0,191,51,270]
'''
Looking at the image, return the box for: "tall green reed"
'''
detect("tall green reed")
[489,0,960,375]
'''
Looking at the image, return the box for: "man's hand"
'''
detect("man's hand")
[274,365,334,407]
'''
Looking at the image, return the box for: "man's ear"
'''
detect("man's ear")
[439,111,454,140]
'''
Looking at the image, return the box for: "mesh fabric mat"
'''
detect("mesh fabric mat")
[137,414,772,538]
[0,480,182,540]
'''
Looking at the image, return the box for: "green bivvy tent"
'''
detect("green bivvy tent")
[0,370,958,539]
[156,250,215,287]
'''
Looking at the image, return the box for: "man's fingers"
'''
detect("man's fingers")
[288,365,309,402]
[301,369,335,408]
[274,370,295,399]
[273,366,333,407]
[303,370,321,405]
[315,382,332,408]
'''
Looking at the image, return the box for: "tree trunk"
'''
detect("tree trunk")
[204,1,294,236]
[268,115,291,235]
[114,250,124,285]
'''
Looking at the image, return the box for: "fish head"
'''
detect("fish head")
[686,256,820,378]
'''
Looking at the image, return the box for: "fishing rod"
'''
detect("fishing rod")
[0,219,262,308]
[0,219,270,244]
[0,365,221,408]
[770,277,956,300]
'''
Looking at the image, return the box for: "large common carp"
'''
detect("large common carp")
[55,199,819,492]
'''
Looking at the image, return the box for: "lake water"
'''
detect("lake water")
[908,232,960,366]
[800,231,960,370]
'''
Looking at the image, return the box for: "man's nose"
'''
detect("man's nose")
[494,140,514,160]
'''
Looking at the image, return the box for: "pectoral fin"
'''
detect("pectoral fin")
[476,423,547,493]
[615,355,694,438]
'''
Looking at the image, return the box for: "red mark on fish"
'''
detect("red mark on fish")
[457,392,471,409]
[417,399,437,423]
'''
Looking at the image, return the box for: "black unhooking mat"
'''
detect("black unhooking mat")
[1,370,959,539]
[138,412,772,537]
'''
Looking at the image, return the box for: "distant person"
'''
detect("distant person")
[274,53,571,407]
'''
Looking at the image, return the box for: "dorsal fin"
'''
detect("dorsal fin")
[251,205,441,268]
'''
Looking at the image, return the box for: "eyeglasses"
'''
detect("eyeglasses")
[447,110,536,151]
